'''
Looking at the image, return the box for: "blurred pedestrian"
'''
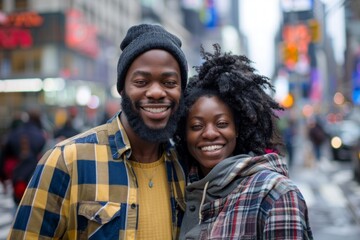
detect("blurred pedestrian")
[8,23,188,239]
[307,116,327,163]
[283,117,297,168]
[0,111,25,194]
[100,100,121,124]
[53,107,80,142]
[175,44,313,239]
[53,118,80,141]
[0,108,46,205]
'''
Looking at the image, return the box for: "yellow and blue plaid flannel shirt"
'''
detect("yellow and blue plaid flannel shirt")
[7,112,186,240]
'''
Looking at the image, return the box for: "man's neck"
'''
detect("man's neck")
[120,112,161,163]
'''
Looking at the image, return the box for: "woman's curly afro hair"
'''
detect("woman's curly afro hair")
[174,44,284,169]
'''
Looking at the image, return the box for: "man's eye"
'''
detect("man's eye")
[164,81,178,88]
[134,80,147,86]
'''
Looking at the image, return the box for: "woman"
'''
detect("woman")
[175,44,313,239]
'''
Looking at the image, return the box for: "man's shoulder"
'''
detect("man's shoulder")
[55,121,120,147]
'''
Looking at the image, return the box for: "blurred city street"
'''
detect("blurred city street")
[291,162,360,240]
[1,0,360,239]
[1,126,360,240]
[288,120,360,240]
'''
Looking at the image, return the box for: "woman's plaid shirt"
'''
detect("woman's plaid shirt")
[7,112,186,240]
[181,154,314,240]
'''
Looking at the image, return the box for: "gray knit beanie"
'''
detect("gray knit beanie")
[117,23,188,93]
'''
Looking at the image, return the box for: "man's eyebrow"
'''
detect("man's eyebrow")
[132,70,180,78]
[161,71,180,78]
[132,70,151,77]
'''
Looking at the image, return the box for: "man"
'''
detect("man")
[8,23,188,240]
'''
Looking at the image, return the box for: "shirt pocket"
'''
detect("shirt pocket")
[78,201,122,239]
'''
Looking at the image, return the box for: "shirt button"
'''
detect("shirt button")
[189,205,196,212]
[131,203,136,209]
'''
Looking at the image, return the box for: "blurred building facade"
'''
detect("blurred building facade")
[181,0,247,65]
[0,0,191,135]
[273,0,360,118]
[345,0,360,106]
[274,0,335,113]
[1,0,359,137]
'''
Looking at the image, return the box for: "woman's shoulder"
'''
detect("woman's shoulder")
[247,169,299,195]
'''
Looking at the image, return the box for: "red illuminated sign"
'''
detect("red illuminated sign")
[0,11,43,49]
[0,28,32,48]
[2,12,43,27]
[65,9,99,58]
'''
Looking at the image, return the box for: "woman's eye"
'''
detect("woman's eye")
[190,124,203,131]
[217,122,229,128]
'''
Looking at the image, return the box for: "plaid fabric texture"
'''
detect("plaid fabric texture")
[7,112,185,240]
[186,154,313,240]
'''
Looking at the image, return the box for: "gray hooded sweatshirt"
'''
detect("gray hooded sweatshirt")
[180,153,313,240]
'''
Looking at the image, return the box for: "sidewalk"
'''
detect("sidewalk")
[337,170,360,225]
[319,158,360,224]
[0,183,15,240]
[289,118,360,239]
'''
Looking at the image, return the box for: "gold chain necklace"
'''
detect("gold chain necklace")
[131,155,158,188]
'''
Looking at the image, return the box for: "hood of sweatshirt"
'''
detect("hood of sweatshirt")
[186,152,288,202]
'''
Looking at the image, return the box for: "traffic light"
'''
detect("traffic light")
[282,42,298,69]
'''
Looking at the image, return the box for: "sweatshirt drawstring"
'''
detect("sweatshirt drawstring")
[199,181,209,224]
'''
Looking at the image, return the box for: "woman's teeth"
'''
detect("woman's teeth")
[201,145,223,151]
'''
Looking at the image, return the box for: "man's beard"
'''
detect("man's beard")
[121,92,184,143]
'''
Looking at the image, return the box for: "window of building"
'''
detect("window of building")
[11,51,26,73]
[64,52,73,69]
[11,48,42,74]
[15,0,28,11]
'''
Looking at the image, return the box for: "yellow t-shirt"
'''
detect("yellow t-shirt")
[130,154,172,239]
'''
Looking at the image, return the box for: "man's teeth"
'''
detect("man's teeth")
[144,107,167,113]
[201,145,223,151]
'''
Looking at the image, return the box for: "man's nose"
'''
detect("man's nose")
[146,82,166,99]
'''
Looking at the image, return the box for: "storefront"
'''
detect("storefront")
[0,10,112,135]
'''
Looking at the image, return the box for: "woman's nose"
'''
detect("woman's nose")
[202,125,220,139]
